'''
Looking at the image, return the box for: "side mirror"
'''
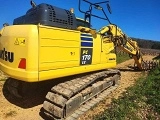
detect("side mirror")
[3,23,9,27]
[94,5,102,10]
[107,3,112,14]
[30,0,36,8]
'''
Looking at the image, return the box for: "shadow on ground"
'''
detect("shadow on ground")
[2,76,74,108]
[118,65,142,72]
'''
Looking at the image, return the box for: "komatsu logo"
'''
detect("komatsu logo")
[0,48,14,63]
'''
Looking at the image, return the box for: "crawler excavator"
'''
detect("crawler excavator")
[0,0,157,119]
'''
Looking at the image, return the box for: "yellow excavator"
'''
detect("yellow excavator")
[0,0,157,119]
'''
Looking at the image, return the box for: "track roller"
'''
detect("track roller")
[42,69,121,120]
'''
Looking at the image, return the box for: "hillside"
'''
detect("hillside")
[131,37,160,50]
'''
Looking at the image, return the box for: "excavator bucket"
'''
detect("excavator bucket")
[141,60,159,70]
[140,54,160,70]
[129,54,159,71]
[132,59,159,71]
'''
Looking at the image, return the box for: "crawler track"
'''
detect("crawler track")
[43,69,120,120]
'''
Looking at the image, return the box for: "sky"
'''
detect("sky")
[0,0,159,41]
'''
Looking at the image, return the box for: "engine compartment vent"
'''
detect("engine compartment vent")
[13,3,77,30]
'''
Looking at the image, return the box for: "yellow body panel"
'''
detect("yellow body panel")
[39,62,116,81]
[39,26,80,71]
[0,25,116,82]
[0,25,39,81]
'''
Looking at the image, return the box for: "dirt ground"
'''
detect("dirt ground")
[0,55,155,120]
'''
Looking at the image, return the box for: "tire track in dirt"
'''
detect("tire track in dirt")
[0,55,154,120]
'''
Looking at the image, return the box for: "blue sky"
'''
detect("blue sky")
[0,0,159,41]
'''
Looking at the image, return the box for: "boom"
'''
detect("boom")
[99,24,143,70]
